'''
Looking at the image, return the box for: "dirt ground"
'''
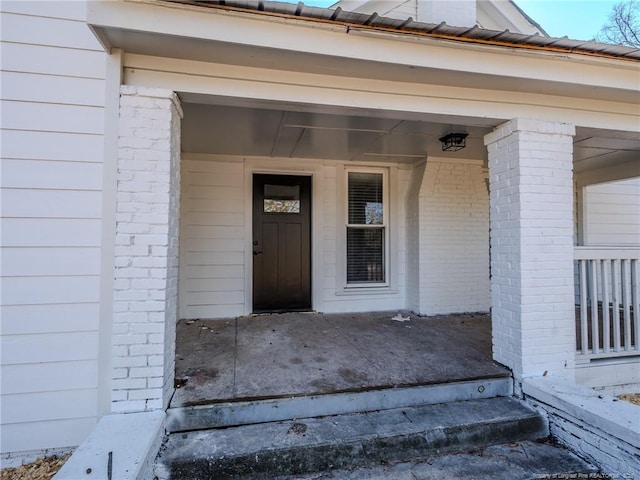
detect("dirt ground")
[619,393,640,406]
[0,455,69,480]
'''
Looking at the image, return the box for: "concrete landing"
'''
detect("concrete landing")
[156,397,547,479]
[278,441,598,480]
[172,312,509,407]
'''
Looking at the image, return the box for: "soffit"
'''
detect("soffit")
[181,102,640,176]
[181,102,492,162]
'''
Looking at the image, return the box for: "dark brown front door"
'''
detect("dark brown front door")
[252,174,311,312]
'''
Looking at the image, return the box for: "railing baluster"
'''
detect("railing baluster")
[612,259,621,353]
[601,260,610,353]
[579,259,588,355]
[589,259,599,354]
[622,259,632,351]
[574,247,640,360]
[633,259,639,352]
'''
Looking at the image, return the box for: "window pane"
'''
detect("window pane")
[348,172,383,225]
[264,184,300,213]
[347,227,384,283]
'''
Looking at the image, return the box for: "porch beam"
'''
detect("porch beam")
[121,54,639,134]
[485,118,576,386]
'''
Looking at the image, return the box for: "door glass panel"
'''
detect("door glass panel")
[264,184,300,213]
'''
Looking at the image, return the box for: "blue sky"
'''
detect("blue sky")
[514,1,617,40]
[302,1,618,41]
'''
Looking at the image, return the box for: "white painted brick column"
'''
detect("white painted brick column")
[112,86,182,413]
[484,119,576,385]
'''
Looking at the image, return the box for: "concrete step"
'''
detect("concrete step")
[277,441,599,480]
[156,396,547,479]
[167,376,513,432]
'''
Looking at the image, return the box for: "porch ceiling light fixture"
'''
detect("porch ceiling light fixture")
[439,132,468,152]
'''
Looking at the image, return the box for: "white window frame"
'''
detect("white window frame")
[344,167,390,289]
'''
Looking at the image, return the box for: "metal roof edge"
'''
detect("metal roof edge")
[164,0,640,62]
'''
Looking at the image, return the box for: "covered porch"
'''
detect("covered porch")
[85,0,640,417]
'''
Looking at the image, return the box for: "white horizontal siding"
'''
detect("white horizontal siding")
[179,157,410,317]
[179,157,246,318]
[322,163,408,314]
[1,303,100,335]
[1,360,99,395]
[2,247,101,276]
[321,165,338,297]
[584,177,640,246]
[2,276,101,305]
[2,390,98,424]
[1,100,104,134]
[2,42,106,78]
[0,1,89,21]
[1,130,105,162]
[1,2,107,454]
[2,218,102,246]
[2,160,104,189]
[2,189,102,218]
[2,71,106,106]
[2,331,99,365]
[0,419,98,454]
[1,11,103,50]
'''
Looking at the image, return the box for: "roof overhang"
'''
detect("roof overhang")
[88,0,639,105]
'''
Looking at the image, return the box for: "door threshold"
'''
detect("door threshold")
[250,310,317,316]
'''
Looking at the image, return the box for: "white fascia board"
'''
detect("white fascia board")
[87,1,639,95]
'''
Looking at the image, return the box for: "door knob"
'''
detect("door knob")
[253,251,263,256]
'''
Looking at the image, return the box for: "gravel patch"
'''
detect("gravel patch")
[618,394,640,406]
[0,454,70,480]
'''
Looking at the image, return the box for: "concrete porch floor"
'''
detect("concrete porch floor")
[171,311,510,408]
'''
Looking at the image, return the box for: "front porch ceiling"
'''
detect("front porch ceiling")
[181,102,492,162]
[181,101,640,174]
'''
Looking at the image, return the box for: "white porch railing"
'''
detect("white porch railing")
[574,247,640,361]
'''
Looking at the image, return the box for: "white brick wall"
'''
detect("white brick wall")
[406,159,490,315]
[485,118,576,383]
[113,86,182,413]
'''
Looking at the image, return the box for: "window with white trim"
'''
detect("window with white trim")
[346,170,387,286]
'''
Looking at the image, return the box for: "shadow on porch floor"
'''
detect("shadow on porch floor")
[171,311,510,408]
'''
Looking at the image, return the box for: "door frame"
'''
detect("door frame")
[243,159,324,315]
